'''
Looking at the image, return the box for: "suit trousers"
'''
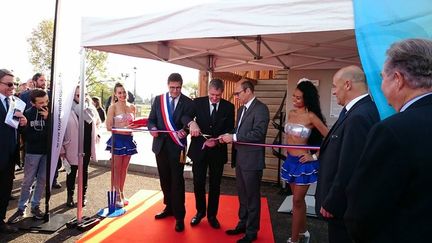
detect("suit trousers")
[0,161,14,221]
[155,138,185,220]
[328,219,353,243]
[192,153,224,217]
[236,167,263,237]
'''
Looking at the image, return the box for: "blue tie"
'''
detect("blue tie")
[339,107,347,120]
[170,97,175,116]
[4,97,9,111]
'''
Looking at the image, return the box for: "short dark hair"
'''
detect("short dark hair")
[240,79,255,93]
[0,69,14,80]
[30,88,47,103]
[209,78,224,91]
[167,73,183,85]
[32,73,43,82]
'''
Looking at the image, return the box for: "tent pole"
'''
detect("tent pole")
[77,48,86,223]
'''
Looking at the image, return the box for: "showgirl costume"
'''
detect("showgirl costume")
[281,123,318,185]
[106,113,138,155]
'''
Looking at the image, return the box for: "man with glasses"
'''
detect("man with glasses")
[148,73,200,232]
[220,79,269,243]
[0,69,27,234]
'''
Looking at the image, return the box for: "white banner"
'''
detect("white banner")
[49,0,81,189]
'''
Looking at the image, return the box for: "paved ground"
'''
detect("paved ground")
[1,127,328,242]
[1,162,329,243]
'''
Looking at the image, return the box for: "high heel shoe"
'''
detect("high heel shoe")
[287,238,298,243]
[288,231,310,243]
[120,192,129,206]
[300,230,310,243]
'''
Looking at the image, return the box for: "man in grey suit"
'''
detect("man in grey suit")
[220,79,270,243]
[315,65,380,243]
[345,38,432,242]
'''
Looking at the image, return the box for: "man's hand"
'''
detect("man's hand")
[39,107,49,120]
[177,129,187,139]
[320,206,334,218]
[219,133,233,144]
[203,139,217,148]
[188,121,200,137]
[14,111,27,127]
[149,127,158,137]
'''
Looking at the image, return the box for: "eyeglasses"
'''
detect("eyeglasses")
[169,86,182,90]
[233,89,245,96]
[0,81,15,88]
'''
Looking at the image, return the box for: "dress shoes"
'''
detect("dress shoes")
[226,226,246,235]
[208,217,220,229]
[0,221,18,234]
[175,220,185,232]
[154,210,173,219]
[190,212,205,226]
[237,234,257,243]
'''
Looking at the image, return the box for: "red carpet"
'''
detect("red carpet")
[78,190,274,243]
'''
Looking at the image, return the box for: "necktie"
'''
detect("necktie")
[339,107,347,120]
[210,103,217,125]
[4,97,9,111]
[170,96,175,116]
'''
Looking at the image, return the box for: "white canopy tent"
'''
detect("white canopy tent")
[81,0,359,72]
[80,0,359,218]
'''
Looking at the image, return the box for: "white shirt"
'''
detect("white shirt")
[209,99,219,115]
[0,93,10,111]
[234,97,256,141]
[400,92,432,112]
[345,93,368,113]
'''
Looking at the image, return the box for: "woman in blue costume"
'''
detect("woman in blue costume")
[106,83,138,207]
[282,80,328,243]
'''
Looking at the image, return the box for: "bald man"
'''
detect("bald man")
[315,65,380,243]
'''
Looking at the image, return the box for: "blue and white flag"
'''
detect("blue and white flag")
[353,0,432,119]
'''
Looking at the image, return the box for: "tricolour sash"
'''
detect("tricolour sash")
[160,93,185,147]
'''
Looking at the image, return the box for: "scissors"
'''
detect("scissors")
[200,132,212,140]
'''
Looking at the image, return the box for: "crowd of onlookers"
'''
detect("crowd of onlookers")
[0,71,107,233]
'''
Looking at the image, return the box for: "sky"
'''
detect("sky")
[0,0,223,98]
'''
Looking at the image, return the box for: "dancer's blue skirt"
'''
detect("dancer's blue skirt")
[106,134,137,155]
[281,154,318,185]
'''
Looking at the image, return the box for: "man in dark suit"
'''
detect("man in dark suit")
[187,78,235,229]
[0,69,27,234]
[345,39,432,243]
[315,65,380,243]
[148,73,200,232]
[220,79,270,243]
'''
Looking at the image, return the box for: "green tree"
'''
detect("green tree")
[27,19,109,97]
[27,20,53,74]
[183,81,198,98]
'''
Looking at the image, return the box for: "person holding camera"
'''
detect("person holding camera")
[8,88,49,224]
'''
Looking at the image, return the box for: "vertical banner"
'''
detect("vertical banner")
[49,0,81,189]
[353,0,432,119]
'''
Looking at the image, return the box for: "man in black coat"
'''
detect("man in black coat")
[147,73,200,232]
[315,65,380,243]
[0,69,27,234]
[345,38,432,243]
[187,78,235,229]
